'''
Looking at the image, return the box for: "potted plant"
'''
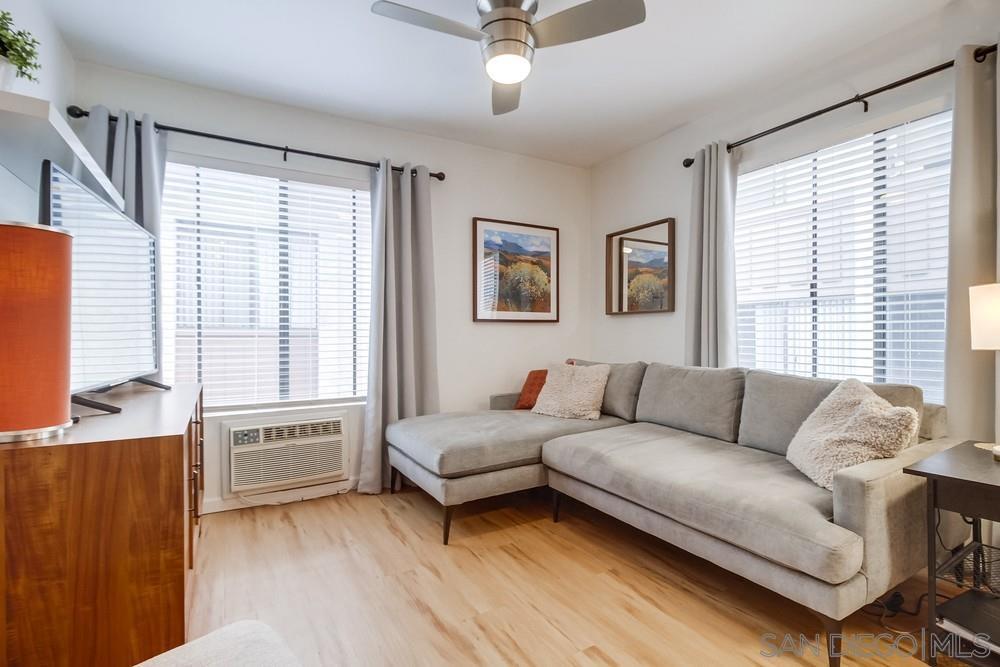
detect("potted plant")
[0,11,39,90]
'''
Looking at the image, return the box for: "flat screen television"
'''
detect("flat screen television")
[39,160,158,395]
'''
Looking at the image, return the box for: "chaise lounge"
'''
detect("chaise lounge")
[386,361,967,666]
[385,360,647,543]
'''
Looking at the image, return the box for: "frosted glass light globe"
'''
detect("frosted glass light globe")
[486,54,531,84]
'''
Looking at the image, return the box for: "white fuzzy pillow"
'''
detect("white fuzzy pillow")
[786,378,918,490]
[532,363,611,420]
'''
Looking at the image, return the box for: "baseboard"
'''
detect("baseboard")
[203,478,355,514]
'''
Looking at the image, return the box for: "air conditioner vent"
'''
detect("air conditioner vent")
[262,419,342,444]
[229,417,348,494]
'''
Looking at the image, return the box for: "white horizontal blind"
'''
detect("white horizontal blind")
[160,162,372,408]
[734,110,952,403]
[49,167,158,393]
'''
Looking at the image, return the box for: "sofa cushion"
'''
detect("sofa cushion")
[738,370,924,455]
[634,363,745,441]
[385,410,625,478]
[542,422,864,584]
[569,359,648,421]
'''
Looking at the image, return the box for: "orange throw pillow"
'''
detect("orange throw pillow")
[514,369,548,410]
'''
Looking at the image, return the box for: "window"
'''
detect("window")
[160,162,372,408]
[734,110,952,402]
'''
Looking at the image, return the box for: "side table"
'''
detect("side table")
[904,441,1000,666]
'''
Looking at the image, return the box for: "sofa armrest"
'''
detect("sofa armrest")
[489,393,520,410]
[832,437,969,601]
[920,403,948,441]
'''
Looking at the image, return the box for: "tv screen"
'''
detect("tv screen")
[40,161,158,394]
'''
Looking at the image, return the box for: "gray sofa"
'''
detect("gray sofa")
[386,361,966,666]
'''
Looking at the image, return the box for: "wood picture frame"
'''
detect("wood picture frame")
[605,218,675,315]
[473,217,559,322]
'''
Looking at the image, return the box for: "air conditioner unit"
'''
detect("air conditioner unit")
[229,417,347,494]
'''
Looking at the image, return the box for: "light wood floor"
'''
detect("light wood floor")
[190,487,934,666]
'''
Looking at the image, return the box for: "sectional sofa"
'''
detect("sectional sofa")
[385,361,966,666]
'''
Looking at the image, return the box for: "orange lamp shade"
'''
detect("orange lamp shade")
[0,222,73,441]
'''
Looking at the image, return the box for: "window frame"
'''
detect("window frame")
[161,151,373,411]
[732,110,952,401]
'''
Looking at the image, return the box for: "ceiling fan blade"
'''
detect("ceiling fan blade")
[371,1,488,41]
[532,0,646,48]
[492,82,521,115]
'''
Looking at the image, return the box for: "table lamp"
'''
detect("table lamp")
[0,221,73,442]
[969,283,1000,461]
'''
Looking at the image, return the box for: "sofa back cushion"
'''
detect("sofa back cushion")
[634,363,745,441]
[569,359,648,421]
[738,370,923,455]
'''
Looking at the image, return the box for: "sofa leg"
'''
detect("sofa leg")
[389,467,399,494]
[815,613,843,667]
[442,506,454,545]
[552,489,562,523]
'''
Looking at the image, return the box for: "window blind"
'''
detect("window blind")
[160,162,372,408]
[734,110,952,403]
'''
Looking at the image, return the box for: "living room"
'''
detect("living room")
[2,0,1000,665]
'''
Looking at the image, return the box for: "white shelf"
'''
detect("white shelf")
[0,90,124,211]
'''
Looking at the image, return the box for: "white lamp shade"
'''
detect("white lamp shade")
[969,283,1000,350]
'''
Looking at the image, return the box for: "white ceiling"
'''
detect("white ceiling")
[37,0,992,165]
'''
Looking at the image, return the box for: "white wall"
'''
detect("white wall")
[588,3,1000,364]
[3,0,75,109]
[73,63,593,410]
[0,0,77,222]
[70,62,593,509]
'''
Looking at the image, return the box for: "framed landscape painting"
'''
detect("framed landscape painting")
[473,217,559,322]
[619,237,672,312]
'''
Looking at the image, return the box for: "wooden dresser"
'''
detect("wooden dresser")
[0,383,204,666]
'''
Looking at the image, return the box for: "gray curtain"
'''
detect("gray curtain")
[79,105,168,379]
[79,106,167,233]
[684,142,739,368]
[945,45,997,444]
[359,160,438,494]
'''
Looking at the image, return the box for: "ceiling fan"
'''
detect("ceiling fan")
[371,0,646,115]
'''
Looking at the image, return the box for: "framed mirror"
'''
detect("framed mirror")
[605,218,675,315]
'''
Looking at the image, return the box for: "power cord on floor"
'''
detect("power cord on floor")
[861,591,952,634]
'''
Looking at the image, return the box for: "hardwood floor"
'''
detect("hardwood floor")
[190,487,933,666]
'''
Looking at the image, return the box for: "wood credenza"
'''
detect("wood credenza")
[0,383,204,666]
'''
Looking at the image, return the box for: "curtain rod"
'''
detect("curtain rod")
[681,43,998,168]
[66,105,446,181]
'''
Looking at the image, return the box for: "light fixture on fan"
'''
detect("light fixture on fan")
[372,0,646,114]
[481,6,535,84]
[486,53,532,84]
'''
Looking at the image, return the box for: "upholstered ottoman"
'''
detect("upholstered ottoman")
[386,360,647,544]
